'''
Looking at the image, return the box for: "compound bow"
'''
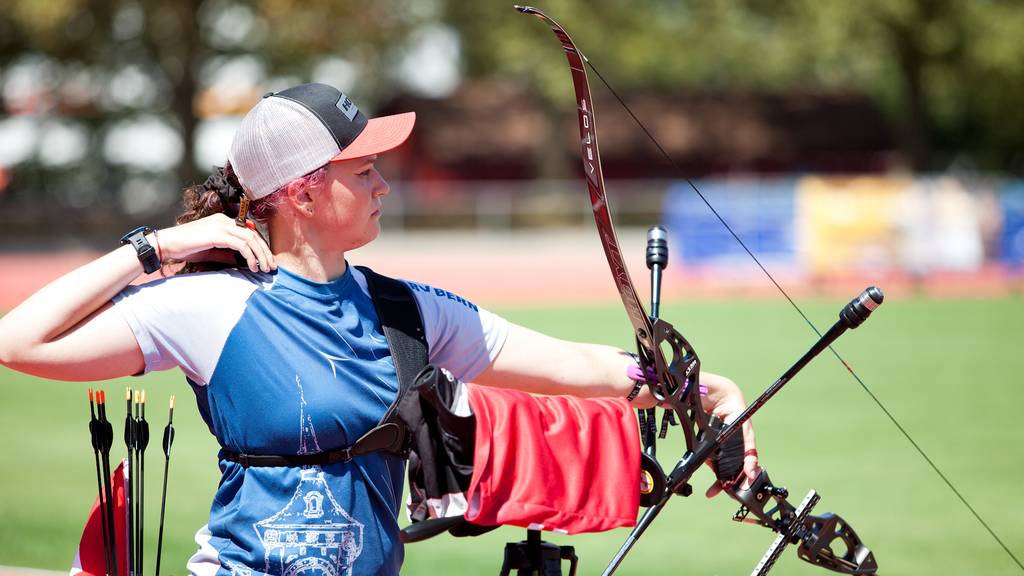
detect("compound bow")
[516,6,881,575]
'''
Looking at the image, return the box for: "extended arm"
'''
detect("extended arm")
[473,323,640,401]
[474,322,759,491]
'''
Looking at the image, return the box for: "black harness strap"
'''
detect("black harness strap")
[222,266,428,468]
[357,265,430,427]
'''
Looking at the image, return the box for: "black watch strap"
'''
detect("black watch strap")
[120,226,160,273]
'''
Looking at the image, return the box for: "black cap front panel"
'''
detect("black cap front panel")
[274,83,369,152]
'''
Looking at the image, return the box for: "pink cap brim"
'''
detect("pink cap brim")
[331,111,416,161]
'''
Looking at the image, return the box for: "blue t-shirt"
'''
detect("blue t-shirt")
[112,264,508,575]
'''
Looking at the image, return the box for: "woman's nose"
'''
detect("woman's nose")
[375,174,390,198]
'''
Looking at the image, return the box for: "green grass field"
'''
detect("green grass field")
[1,295,1022,575]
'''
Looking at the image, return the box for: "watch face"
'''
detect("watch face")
[122,226,152,245]
[123,227,160,272]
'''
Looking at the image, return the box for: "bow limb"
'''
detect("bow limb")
[514,6,652,354]
[513,6,703,410]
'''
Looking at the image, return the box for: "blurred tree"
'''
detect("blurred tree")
[139,0,201,185]
[0,0,430,235]
[1,0,1023,235]
[445,0,1024,173]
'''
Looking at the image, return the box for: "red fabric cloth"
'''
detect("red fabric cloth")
[465,385,639,534]
[71,461,127,576]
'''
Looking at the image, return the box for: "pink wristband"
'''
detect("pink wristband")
[627,363,708,396]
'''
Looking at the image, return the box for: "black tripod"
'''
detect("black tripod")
[499,530,577,576]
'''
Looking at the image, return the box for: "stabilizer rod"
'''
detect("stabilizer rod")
[714,287,883,450]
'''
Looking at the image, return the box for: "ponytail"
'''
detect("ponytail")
[172,163,250,275]
[178,163,245,226]
[171,162,324,275]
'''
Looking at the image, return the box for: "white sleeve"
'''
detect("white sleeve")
[109,270,265,385]
[403,280,508,382]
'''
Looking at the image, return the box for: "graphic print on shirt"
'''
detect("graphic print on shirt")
[252,375,364,576]
[295,375,322,455]
[319,319,395,412]
[223,559,253,576]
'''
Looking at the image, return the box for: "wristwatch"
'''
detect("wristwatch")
[120,226,161,273]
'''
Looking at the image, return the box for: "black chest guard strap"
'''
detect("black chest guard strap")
[357,265,430,436]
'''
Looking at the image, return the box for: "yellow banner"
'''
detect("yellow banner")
[797,176,911,275]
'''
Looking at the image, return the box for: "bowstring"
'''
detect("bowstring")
[584,59,1024,572]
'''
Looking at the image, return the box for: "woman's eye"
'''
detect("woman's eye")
[357,169,371,177]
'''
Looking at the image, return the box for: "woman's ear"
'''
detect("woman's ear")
[284,181,317,217]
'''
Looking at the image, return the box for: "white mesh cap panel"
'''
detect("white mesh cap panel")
[228,97,341,199]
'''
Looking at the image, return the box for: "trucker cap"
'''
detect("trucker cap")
[228,83,415,200]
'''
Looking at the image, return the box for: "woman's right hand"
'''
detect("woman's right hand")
[157,213,275,273]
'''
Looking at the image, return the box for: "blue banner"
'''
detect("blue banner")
[663,179,797,268]
[1000,181,1024,268]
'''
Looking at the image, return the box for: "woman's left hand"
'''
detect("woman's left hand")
[699,372,761,498]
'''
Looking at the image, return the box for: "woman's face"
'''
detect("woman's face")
[311,154,390,251]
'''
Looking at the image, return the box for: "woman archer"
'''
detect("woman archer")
[0,82,759,575]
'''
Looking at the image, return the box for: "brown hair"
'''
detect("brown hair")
[170,163,327,274]
[170,163,246,274]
